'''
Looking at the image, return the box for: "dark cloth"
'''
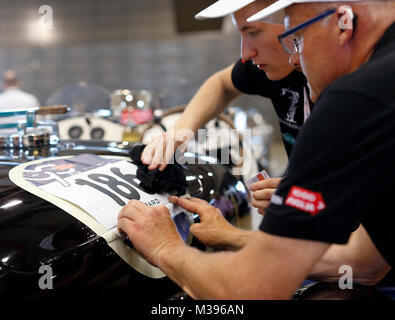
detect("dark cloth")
[260,23,395,267]
[129,144,187,196]
[232,59,313,158]
[211,195,234,219]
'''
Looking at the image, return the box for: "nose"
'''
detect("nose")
[241,37,257,61]
[289,53,300,67]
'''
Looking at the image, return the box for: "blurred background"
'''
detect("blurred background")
[0,0,287,175]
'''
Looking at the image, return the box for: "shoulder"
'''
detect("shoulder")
[325,47,395,107]
[290,86,394,174]
[18,90,40,104]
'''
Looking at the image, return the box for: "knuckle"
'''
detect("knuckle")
[252,191,261,200]
[262,190,272,199]
[257,181,267,188]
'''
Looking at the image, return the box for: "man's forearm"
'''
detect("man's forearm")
[156,233,269,300]
[218,226,252,251]
[157,243,238,299]
[154,231,328,300]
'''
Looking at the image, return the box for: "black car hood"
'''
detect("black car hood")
[0,152,242,273]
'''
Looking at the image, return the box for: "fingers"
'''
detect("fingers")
[118,216,135,234]
[169,196,211,217]
[141,139,162,170]
[159,138,180,171]
[253,188,276,201]
[159,130,192,171]
[141,143,155,165]
[169,196,207,205]
[118,199,148,221]
[189,222,201,235]
[143,132,178,171]
[249,178,283,191]
[149,134,166,170]
[141,129,194,171]
[168,196,200,213]
[252,199,271,211]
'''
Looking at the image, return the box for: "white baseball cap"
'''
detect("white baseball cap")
[195,0,256,20]
[247,0,362,22]
[195,0,285,24]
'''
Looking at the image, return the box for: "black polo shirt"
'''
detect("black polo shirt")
[232,59,312,158]
[261,23,395,267]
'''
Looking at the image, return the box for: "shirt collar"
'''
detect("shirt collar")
[372,22,395,58]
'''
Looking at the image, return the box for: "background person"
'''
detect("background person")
[0,70,40,126]
[0,70,40,110]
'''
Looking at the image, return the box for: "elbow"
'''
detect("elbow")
[350,257,391,286]
[339,260,390,286]
[309,262,390,287]
[352,268,390,286]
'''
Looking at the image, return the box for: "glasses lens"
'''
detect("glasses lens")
[280,36,297,55]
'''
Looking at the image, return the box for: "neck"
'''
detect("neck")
[349,10,395,72]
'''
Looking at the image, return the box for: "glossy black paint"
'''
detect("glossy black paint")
[0,141,249,301]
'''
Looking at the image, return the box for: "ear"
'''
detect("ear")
[337,5,355,46]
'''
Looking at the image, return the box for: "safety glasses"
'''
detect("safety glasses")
[277,8,336,55]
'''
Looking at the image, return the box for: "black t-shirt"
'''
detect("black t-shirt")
[260,23,395,267]
[232,59,312,158]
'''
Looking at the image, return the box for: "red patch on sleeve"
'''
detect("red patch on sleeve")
[285,186,326,216]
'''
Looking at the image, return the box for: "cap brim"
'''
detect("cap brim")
[195,0,255,20]
[247,0,294,22]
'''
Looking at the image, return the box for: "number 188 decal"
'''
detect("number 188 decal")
[75,167,153,206]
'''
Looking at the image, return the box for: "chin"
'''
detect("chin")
[266,67,295,81]
[265,71,285,81]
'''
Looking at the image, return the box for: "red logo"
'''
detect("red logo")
[285,186,326,216]
[120,109,153,125]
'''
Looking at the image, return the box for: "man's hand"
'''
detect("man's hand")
[118,200,184,266]
[249,178,283,215]
[169,196,250,250]
[141,129,194,171]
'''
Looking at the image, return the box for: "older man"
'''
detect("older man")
[118,0,395,299]
[248,0,395,275]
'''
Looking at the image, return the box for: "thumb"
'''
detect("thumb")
[189,223,201,235]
